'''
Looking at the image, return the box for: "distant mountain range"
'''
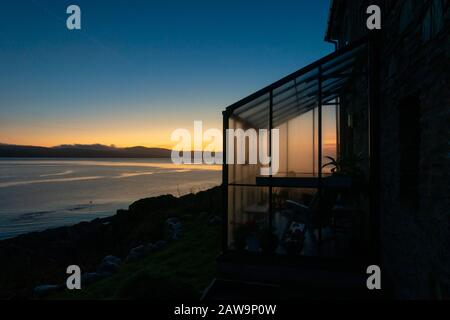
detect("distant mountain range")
[0,143,172,158]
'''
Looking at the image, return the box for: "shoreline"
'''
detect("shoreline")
[0,157,221,241]
[0,186,222,299]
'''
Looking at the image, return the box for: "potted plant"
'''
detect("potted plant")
[322,153,364,176]
[322,153,368,203]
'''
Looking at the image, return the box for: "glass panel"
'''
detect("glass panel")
[226,40,371,259]
[275,109,317,178]
[321,105,338,174]
[322,49,356,73]
[272,187,318,256]
[271,185,370,258]
[228,186,270,251]
[272,68,319,128]
[228,93,270,185]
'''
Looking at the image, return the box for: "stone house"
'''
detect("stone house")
[209,0,448,299]
[326,0,449,298]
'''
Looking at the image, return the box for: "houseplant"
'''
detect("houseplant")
[322,153,368,203]
[322,153,365,176]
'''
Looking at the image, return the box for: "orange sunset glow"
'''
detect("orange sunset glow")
[0,115,223,149]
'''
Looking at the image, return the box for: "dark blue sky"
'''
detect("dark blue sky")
[0,0,332,147]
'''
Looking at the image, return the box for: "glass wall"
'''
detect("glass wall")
[227,94,270,249]
[227,186,270,250]
[224,41,370,258]
[228,93,270,185]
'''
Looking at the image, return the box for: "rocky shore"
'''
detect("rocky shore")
[0,186,222,299]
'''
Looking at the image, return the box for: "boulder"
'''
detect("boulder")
[166,218,182,240]
[97,255,122,273]
[33,284,61,296]
[208,215,222,225]
[102,255,122,265]
[170,224,182,240]
[81,272,110,285]
[154,240,167,250]
[125,245,147,262]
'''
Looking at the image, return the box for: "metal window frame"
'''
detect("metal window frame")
[222,34,380,264]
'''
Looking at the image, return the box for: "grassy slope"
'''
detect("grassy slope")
[53,212,221,300]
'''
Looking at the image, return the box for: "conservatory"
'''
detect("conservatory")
[221,36,380,261]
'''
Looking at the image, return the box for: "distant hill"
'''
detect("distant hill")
[0,143,172,158]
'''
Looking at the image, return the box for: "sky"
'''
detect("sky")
[0,0,333,148]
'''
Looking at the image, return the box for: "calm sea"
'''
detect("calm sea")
[0,158,221,240]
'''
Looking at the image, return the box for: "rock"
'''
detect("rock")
[130,245,146,255]
[170,223,182,240]
[81,272,110,285]
[154,240,167,250]
[33,284,61,296]
[166,218,182,240]
[98,255,122,273]
[125,245,147,262]
[97,260,120,273]
[125,254,140,263]
[208,215,222,225]
[102,255,122,265]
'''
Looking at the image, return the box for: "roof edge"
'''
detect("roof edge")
[325,0,338,41]
[224,36,369,113]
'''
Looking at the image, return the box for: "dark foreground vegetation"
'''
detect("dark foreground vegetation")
[0,187,222,300]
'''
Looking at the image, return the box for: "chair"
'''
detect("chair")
[283,189,337,245]
[284,199,317,248]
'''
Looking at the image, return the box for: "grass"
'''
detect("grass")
[52,212,221,300]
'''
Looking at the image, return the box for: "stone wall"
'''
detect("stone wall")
[329,0,449,298]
